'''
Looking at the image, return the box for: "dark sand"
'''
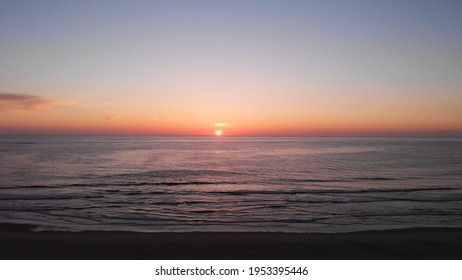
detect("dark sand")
[1,223,461,259]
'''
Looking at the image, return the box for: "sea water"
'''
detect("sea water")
[0,136,461,233]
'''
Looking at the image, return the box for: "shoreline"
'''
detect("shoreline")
[1,223,461,259]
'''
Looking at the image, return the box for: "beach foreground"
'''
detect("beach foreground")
[1,223,461,259]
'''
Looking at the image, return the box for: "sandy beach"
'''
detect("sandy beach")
[1,223,461,259]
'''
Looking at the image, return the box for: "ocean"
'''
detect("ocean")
[0,136,461,233]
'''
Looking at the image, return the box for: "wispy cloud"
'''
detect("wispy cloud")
[214,122,230,127]
[103,113,120,121]
[0,92,72,112]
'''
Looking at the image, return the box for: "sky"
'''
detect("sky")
[1,0,462,136]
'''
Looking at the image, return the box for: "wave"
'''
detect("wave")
[0,176,407,190]
[108,169,244,179]
[351,177,400,181]
[1,183,457,200]
[0,180,240,190]
[203,187,456,196]
[281,177,400,183]
[285,197,462,204]
[0,194,81,200]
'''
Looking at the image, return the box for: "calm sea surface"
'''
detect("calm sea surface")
[0,136,461,233]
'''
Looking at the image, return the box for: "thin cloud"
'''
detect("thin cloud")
[0,92,72,112]
[103,114,120,121]
[214,122,230,127]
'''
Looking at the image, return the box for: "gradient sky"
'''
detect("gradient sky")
[1,0,462,136]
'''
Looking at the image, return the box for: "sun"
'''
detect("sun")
[215,130,222,136]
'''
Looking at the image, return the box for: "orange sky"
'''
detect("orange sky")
[1,86,461,136]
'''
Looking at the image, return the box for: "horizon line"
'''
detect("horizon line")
[1,133,462,138]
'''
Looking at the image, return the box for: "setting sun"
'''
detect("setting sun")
[215,130,222,136]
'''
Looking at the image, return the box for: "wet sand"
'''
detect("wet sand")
[1,223,461,259]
